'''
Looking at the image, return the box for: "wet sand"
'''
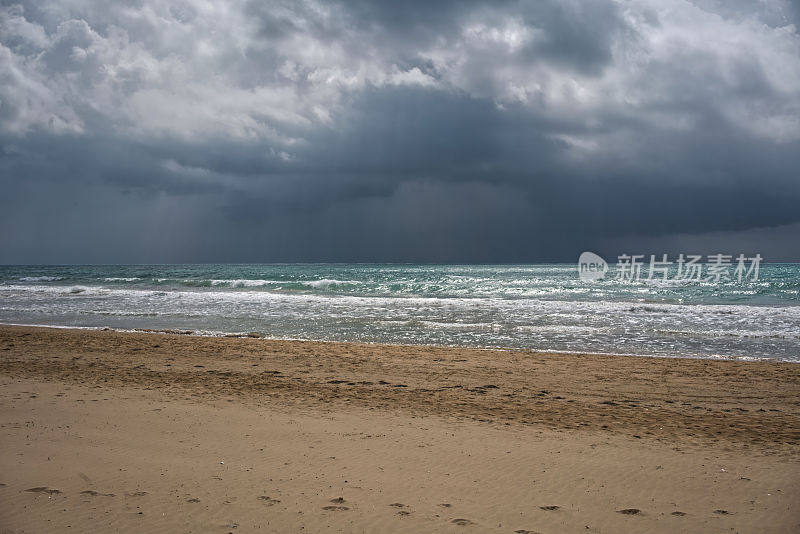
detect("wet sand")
[1,325,799,532]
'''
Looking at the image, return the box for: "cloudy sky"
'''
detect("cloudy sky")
[1,0,799,263]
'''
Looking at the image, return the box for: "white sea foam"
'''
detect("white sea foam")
[415,320,504,331]
[516,324,607,334]
[1,264,799,361]
[305,279,360,288]
[210,279,277,287]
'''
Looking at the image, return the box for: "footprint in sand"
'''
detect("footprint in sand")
[450,518,474,526]
[80,490,115,497]
[25,487,61,495]
[617,508,641,515]
[389,503,411,515]
[186,498,200,503]
[323,497,349,511]
[258,496,280,506]
[539,505,559,511]
[126,491,148,497]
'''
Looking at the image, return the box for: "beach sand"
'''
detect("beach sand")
[1,325,799,532]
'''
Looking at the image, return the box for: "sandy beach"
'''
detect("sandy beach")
[1,325,799,533]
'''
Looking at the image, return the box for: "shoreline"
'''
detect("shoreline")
[2,324,799,447]
[0,321,781,363]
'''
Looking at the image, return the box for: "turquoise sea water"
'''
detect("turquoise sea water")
[1,264,798,361]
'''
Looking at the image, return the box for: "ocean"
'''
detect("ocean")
[1,263,798,361]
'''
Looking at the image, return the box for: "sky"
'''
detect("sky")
[1,0,799,263]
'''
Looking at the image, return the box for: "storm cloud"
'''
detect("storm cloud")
[1,0,799,262]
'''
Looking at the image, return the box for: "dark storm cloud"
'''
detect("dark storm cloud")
[1,0,799,263]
